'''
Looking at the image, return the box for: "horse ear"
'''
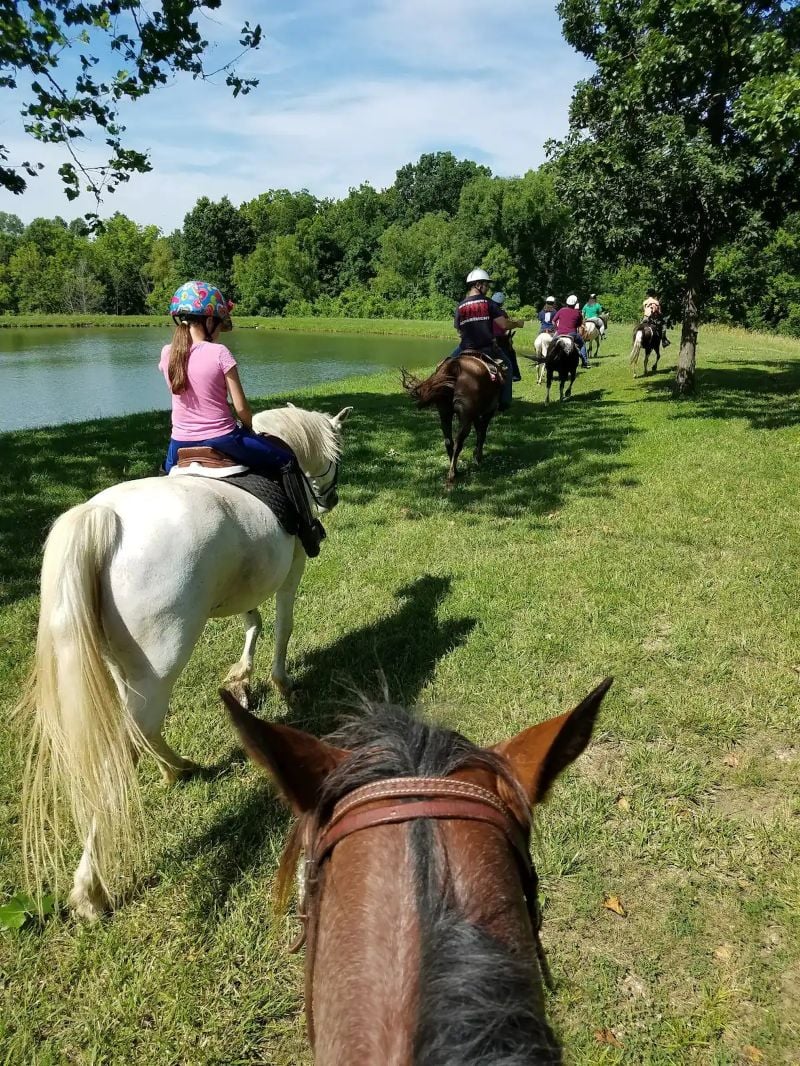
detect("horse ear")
[220,689,348,814]
[491,678,612,805]
[286,401,296,409]
[331,406,353,428]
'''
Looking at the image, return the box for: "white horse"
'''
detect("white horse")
[20,403,352,921]
[533,332,553,384]
[580,321,602,359]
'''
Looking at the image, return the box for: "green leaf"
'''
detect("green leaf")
[0,897,29,931]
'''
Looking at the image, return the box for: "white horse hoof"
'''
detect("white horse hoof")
[68,885,108,922]
[271,675,295,702]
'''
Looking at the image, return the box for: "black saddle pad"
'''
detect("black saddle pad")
[219,471,299,537]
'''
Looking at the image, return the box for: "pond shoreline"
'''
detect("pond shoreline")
[0,314,465,341]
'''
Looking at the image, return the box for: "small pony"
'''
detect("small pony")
[629,320,662,376]
[20,403,352,921]
[543,336,580,403]
[401,352,505,483]
[222,677,613,1065]
[580,321,602,359]
[533,331,553,385]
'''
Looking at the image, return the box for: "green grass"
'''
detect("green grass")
[0,312,459,338]
[1,324,799,1064]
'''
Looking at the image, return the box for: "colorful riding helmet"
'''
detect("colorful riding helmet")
[492,291,506,306]
[170,281,234,331]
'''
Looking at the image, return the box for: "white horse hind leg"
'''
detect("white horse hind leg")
[223,609,263,706]
[271,544,306,700]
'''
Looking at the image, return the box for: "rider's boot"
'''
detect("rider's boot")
[281,460,326,558]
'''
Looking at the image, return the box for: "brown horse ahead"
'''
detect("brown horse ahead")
[401,353,505,483]
[221,677,612,1065]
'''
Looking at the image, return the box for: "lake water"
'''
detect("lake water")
[0,327,446,432]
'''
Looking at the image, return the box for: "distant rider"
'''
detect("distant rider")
[553,294,590,368]
[643,289,671,347]
[582,293,605,334]
[537,296,558,335]
[452,268,516,410]
[490,290,524,382]
[160,280,325,556]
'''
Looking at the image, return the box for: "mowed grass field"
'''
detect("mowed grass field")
[1,323,799,1064]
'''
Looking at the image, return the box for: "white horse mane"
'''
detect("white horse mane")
[252,405,340,468]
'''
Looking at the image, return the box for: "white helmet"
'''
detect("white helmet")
[466,268,492,285]
[545,295,556,303]
[566,294,578,307]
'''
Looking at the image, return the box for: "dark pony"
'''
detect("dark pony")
[543,336,580,404]
[401,353,505,483]
[222,679,612,1065]
[629,320,662,376]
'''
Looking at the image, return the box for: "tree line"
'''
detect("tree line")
[1,150,798,335]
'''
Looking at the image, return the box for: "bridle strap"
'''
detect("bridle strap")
[299,775,550,1046]
[314,796,530,870]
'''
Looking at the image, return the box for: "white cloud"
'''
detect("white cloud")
[0,0,590,229]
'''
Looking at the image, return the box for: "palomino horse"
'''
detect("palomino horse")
[401,353,505,483]
[21,404,352,920]
[222,678,612,1065]
[543,336,580,404]
[580,321,602,359]
[629,320,662,376]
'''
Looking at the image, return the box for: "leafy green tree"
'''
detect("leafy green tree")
[0,212,24,236]
[393,153,491,225]
[241,190,319,243]
[145,235,182,315]
[179,197,253,299]
[552,0,800,391]
[62,258,105,313]
[93,213,157,314]
[1,0,261,214]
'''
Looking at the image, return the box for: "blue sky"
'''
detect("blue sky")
[1,0,590,231]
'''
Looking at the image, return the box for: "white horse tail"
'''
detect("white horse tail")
[629,330,643,368]
[20,503,147,907]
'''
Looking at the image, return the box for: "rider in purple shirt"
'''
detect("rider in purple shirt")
[553,295,589,368]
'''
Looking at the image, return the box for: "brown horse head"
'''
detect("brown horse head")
[222,678,612,1065]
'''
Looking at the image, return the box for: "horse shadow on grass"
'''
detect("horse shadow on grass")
[639,357,800,431]
[176,573,475,921]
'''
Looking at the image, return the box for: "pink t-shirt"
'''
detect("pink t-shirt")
[159,341,237,441]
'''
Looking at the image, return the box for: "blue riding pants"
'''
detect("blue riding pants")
[164,424,293,474]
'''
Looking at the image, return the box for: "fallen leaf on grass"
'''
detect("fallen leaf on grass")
[714,944,733,961]
[594,1028,623,1048]
[722,752,740,768]
[622,973,647,1000]
[741,1045,764,1063]
[603,894,627,917]
[616,795,631,812]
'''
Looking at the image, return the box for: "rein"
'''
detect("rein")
[293,775,551,1044]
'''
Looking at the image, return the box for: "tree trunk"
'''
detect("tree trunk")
[675,237,710,395]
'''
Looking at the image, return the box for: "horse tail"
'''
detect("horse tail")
[629,330,643,366]
[19,503,147,906]
[401,361,458,408]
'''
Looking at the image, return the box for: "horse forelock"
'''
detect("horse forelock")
[252,406,340,468]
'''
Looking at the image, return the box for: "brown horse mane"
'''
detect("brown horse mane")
[275,701,560,1064]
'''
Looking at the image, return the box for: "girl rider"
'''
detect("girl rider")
[160,280,325,556]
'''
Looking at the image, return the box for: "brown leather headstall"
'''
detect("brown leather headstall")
[293,776,550,1007]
